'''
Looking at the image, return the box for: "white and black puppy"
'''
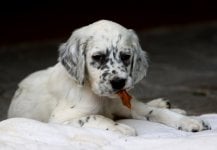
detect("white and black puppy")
[8,20,210,136]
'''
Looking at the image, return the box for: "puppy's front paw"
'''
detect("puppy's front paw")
[177,117,211,132]
[109,123,136,136]
[147,98,171,109]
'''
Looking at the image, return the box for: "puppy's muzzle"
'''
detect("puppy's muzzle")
[110,77,126,91]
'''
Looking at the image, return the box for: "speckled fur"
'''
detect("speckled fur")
[8,20,210,136]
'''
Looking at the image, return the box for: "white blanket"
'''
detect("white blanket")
[0,114,217,150]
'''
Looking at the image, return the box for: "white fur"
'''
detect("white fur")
[8,20,210,136]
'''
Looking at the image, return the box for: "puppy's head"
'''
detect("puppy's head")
[59,20,148,97]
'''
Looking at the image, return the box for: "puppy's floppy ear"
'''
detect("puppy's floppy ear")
[58,37,86,86]
[129,30,149,84]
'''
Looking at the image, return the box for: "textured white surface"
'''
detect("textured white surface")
[0,114,217,150]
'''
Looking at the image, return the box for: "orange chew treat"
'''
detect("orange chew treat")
[117,90,132,109]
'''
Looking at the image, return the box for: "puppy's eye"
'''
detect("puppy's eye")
[120,54,131,62]
[92,54,106,63]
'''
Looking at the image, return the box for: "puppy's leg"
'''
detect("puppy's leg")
[147,98,171,109]
[131,99,211,132]
[49,102,136,136]
[60,115,136,136]
[147,98,186,115]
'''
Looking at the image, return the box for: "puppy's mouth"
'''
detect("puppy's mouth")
[114,87,131,94]
[108,86,132,98]
[92,79,133,97]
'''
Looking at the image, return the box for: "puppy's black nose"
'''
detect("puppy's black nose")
[110,78,126,90]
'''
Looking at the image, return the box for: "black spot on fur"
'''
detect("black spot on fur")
[114,123,119,126]
[178,127,182,130]
[166,101,171,109]
[113,51,116,58]
[101,64,109,70]
[112,70,117,74]
[146,110,153,121]
[137,57,142,62]
[110,59,114,65]
[202,121,211,130]
[149,110,153,115]
[102,71,109,80]
[106,128,109,130]
[86,116,90,122]
[70,105,75,109]
[106,48,110,56]
[78,120,84,127]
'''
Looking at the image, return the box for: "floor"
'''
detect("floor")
[0,22,217,121]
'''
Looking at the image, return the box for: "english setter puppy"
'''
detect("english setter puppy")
[8,20,210,135]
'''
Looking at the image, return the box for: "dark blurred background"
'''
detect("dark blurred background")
[1,0,217,45]
[0,0,217,120]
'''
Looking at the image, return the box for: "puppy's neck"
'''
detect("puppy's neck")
[47,63,93,97]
